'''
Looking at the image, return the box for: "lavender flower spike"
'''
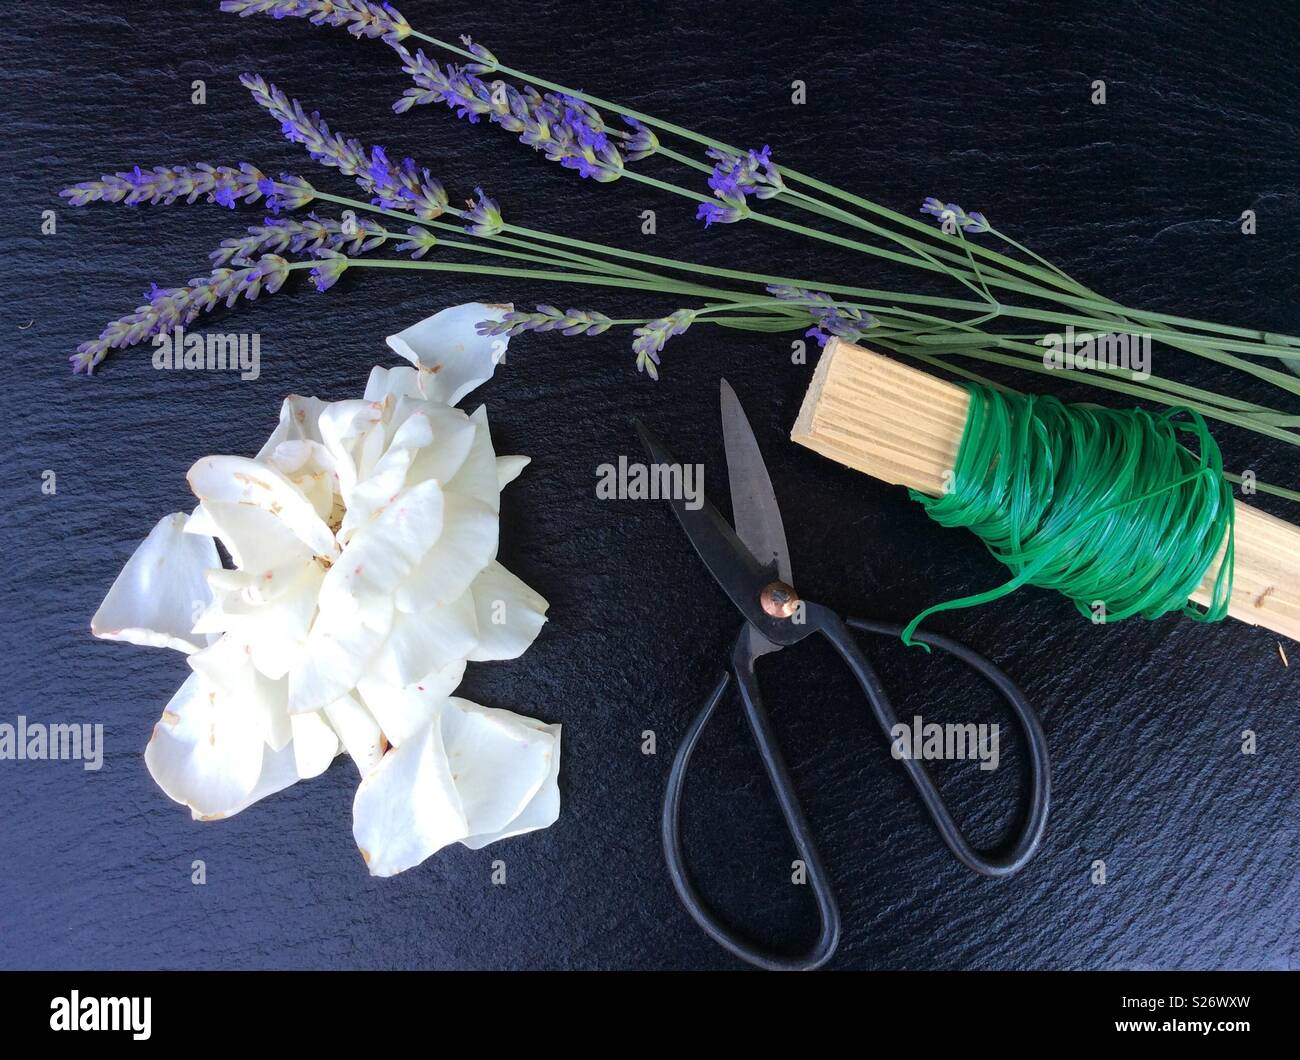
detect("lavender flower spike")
[211,213,386,267]
[71,255,291,374]
[920,197,989,234]
[61,163,268,209]
[392,48,626,183]
[242,74,449,220]
[220,0,411,44]
[478,306,613,338]
[631,309,695,380]
[766,285,876,346]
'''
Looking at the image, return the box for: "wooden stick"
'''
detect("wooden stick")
[792,338,1300,644]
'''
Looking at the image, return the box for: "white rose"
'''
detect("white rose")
[91,303,558,876]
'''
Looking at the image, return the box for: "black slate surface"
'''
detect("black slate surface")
[0,0,1296,970]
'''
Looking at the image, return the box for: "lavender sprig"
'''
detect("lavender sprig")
[219,0,411,43]
[242,73,449,219]
[631,310,695,380]
[60,163,268,209]
[71,255,291,374]
[920,197,989,234]
[477,305,613,338]
[211,213,387,266]
[767,285,876,345]
[393,47,625,182]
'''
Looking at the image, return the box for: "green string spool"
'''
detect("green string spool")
[902,384,1236,646]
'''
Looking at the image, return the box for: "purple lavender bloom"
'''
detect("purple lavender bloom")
[70,255,290,374]
[220,0,411,45]
[243,74,449,220]
[394,226,438,259]
[458,35,498,74]
[697,195,749,227]
[766,285,876,346]
[622,117,659,162]
[706,145,784,202]
[631,309,695,380]
[261,174,317,213]
[309,249,349,292]
[920,197,989,233]
[392,47,626,182]
[463,187,503,236]
[61,162,268,209]
[478,305,613,338]
[211,213,386,267]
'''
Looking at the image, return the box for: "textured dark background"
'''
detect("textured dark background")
[1,0,1296,970]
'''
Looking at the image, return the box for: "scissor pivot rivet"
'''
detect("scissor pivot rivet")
[760,581,800,619]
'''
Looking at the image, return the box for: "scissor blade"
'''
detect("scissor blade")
[720,379,792,586]
[634,420,778,634]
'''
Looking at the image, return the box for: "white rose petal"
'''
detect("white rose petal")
[468,561,549,662]
[462,721,561,850]
[91,513,219,654]
[440,698,556,839]
[395,492,498,611]
[356,659,467,748]
[352,718,467,878]
[145,671,266,820]
[188,455,337,559]
[385,302,511,406]
[496,454,530,490]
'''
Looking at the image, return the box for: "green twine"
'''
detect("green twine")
[901,383,1236,646]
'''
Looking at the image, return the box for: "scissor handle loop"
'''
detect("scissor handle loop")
[813,605,1051,878]
[661,627,842,971]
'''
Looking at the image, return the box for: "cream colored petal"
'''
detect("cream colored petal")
[323,692,387,776]
[446,406,502,513]
[385,302,511,406]
[394,492,498,612]
[216,720,337,819]
[338,411,435,543]
[318,478,445,619]
[182,503,221,538]
[288,595,393,715]
[369,591,478,688]
[255,393,328,461]
[355,660,466,748]
[364,365,423,402]
[187,633,292,751]
[290,710,340,779]
[266,439,338,523]
[440,698,555,840]
[467,561,549,662]
[461,721,561,850]
[145,671,266,820]
[496,455,530,490]
[316,399,385,503]
[351,719,467,877]
[196,499,315,575]
[187,455,337,558]
[205,562,324,681]
[404,404,478,488]
[91,513,218,654]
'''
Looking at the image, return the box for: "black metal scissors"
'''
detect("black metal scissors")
[635,380,1050,971]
